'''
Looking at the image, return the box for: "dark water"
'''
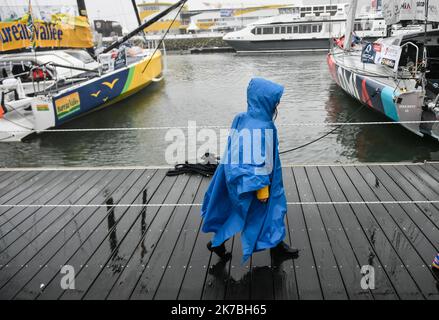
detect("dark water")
[2,52,439,168]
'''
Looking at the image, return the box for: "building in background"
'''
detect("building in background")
[134,1,297,35]
[185,4,296,33]
[135,1,189,34]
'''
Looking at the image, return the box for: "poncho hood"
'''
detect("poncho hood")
[247,77,284,122]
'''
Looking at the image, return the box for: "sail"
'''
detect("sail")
[0,0,93,52]
[383,0,439,25]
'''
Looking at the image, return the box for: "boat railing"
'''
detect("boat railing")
[399,41,419,75]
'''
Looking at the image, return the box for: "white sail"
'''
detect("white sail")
[0,0,78,21]
[383,0,439,24]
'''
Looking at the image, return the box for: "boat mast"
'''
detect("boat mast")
[131,0,143,26]
[77,0,87,17]
[424,0,429,39]
[76,0,96,57]
[343,0,359,51]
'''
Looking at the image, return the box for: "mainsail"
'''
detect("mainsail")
[383,0,439,25]
[0,0,93,52]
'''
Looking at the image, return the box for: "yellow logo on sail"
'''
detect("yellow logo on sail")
[55,92,81,119]
[102,79,119,90]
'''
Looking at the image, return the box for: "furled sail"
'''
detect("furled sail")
[0,0,93,52]
[383,0,439,25]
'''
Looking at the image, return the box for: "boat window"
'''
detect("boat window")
[263,27,274,34]
[274,27,280,34]
[281,26,286,34]
[256,28,262,35]
[299,25,312,33]
[312,25,318,33]
[287,26,292,33]
[251,28,256,34]
[293,25,299,33]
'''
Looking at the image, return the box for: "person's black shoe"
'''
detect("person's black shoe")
[270,241,299,257]
[207,241,231,261]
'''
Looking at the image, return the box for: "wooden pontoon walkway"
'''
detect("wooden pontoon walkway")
[0,163,438,300]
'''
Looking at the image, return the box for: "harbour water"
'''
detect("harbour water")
[1,52,439,168]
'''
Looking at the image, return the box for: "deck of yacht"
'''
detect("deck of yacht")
[0,163,438,300]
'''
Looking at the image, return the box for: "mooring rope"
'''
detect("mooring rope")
[0,120,438,134]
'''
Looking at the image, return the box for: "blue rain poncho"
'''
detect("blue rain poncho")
[201,78,287,263]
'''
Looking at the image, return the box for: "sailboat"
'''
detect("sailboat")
[0,0,186,142]
[327,0,439,140]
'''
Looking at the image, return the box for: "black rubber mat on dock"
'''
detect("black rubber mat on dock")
[0,164,438,300]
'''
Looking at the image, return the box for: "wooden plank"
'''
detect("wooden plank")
[202,235,233,300]
[35,169,159,300]
[364,166,439,251]
[330,166,423,300]
[58,170,175,300]
[0,170,89,241]
[84,174,197,300]
[293,167,348,300]
[123,175,203,300]
[0,169,120,299]
[0,171,18,184]
[0,171,63,226]
[0,171,90,261]
[0,171,30,194]
[272,210,299,300]
[271,168,299,300]
[344,166,439,299]
[390,166,439,202]
[422,163,439,182]
[381,166,439,230]
[285,167,322,300]
[407,165,439,194]
[177,181,223,300]
[153,178,211,300]
[318,166,398,300]
[250,250,274,300]
[0,170,86,231]
[392,165,439,212]
[0,171,55,206]
[430,163,439,172]
[13,169,140,300]
[305,166,373,300]
[223,234,251,300]
[0,171,43,202]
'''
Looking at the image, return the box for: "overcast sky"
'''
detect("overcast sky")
[85,0,372,31]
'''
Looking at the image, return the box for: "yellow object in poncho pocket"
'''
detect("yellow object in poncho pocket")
[256,186,269,200]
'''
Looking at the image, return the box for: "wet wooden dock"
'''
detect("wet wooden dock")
[0,163,438,300]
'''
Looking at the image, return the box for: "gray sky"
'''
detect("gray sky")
[85,0,370,31]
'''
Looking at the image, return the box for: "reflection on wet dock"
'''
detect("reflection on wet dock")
[0,163,438,300]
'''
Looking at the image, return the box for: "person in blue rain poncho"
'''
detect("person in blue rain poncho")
[201,77,299,262]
